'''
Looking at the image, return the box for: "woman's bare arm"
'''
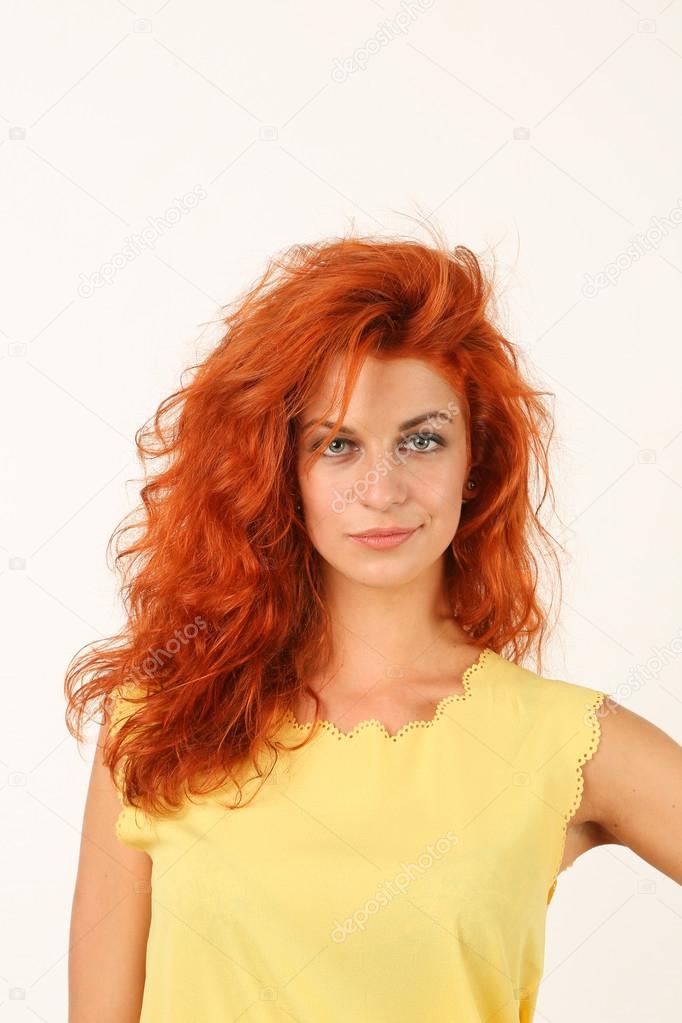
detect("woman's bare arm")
[582,696,682,885]
[68,717,152,1023]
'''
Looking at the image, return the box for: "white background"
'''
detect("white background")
[2,1,682,1019]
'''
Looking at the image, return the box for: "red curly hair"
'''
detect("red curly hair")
[65,225,563,818]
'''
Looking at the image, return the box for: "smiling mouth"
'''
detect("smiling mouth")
[348,526,421,549]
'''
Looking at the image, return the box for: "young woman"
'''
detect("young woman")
[67,232,682,1023]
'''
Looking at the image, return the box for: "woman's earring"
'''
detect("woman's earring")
[462,479,476,502]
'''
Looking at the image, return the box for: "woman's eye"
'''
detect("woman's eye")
[323,438,352,456]
[320,433,444,457]
[403,433,443,453]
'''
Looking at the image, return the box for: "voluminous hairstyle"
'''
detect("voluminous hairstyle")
[65,225,563,818]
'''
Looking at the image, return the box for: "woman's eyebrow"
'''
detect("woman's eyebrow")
[301,410,448,435]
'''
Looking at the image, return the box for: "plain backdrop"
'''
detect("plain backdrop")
[2,1,681,1020]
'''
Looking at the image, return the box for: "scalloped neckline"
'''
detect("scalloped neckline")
[283,646,495,742]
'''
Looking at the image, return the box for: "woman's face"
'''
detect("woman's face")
[296,356,472,588]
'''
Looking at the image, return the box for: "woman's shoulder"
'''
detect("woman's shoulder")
[489,649,607,712]
[481,651,609,775]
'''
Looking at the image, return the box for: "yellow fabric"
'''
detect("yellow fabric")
[110,648,607,1022]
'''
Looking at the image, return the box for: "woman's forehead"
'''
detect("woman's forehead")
[299,356,462,422]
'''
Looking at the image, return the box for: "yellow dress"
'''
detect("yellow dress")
[110,647,607,1022]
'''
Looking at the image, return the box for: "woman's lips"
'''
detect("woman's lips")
[348,527,420,549]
